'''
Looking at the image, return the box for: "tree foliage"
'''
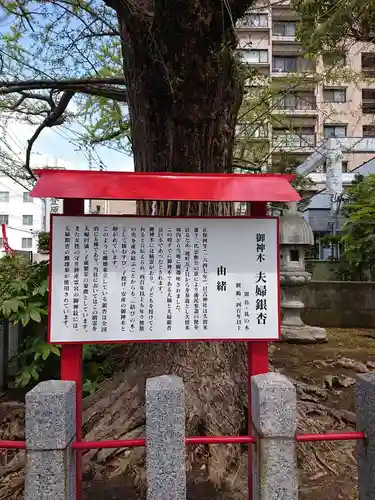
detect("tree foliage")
[293,0,375,52]
[325,174,375,280]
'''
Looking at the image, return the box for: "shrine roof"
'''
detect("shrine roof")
[30,169,300,202]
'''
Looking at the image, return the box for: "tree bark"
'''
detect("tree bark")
[113,0,247,177]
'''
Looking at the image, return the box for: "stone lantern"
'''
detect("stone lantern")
[279,202,327,343]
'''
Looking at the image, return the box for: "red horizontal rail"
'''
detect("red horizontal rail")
[72,435,257,450]
[0,432,365,450]
[296,432,366,442]
[0,440,26,449]
[186,436,256,445]
[72,439,145,449]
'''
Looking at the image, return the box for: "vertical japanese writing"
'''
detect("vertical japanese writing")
[148,227,155,331]
[139,226,146,333]
[175,227,182,312]
[120,227,127,333]
[130,227,137,333]
[112,225,119,267]
[166,228,173,331]
[255,232,267,325]
[256,232,266,263]
[157,227,164,292]
[72,226,80,331]
[92,226,99,333]
[184,227,191,331]
[82,226,89,331]
[243,291,250,331]
[63,226,71,328]
[193,227,200,331]
[236,283,242,331]
[101,226,109,334]
[202,227,208,331]
[217,265,227,292]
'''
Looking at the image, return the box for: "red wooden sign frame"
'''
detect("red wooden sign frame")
[30,169,300,500]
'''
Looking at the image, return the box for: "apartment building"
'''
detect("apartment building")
[235,0,375,172]
[0,175,44,255]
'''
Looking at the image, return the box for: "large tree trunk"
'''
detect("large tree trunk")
[91,0,254,494]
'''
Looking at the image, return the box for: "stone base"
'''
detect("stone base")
[281,325,328,344]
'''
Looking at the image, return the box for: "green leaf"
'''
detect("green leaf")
[20,311,30,326]
[50,345,61,357]
[30,310,41,322]
[30,366,40,381]
[2,299,22,313]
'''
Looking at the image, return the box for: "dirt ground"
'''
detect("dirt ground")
[84,328,375,500]
[272,328,375,500]
[2,328,375,499]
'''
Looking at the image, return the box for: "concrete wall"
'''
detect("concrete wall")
[302,281,375,328]
[306,260,339,280]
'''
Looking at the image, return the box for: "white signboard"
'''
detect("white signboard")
[50,216,279,343]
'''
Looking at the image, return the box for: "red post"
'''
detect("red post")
[61,198,84,500]
[247,201,270,500]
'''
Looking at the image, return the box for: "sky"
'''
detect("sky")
[3,118,135,173]
[0,5,135,176]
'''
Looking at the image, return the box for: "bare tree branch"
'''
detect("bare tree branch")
[24,91,74,179]
[0,77,127,101]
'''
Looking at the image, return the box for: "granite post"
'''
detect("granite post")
[356,373,375,500]
[251,372,298,500]
[146,375,186,500]
[24,380,76,500]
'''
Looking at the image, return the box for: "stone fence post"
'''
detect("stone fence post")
[24,380,76,500]
[251,372,298,500]
[146,375,186,500]
[356,372,375,500]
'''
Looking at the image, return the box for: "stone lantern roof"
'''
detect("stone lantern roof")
[279,203,314,246]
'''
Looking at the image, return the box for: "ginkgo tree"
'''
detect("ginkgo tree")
[0,0,263,493]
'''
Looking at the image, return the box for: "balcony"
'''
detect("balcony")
[236,123,269,141]
[237,49,269,68]
[272,95,317,115]
[272,133,316,152]
[272,22,297,42]
[237,13,269,30]
[272,57,316,76]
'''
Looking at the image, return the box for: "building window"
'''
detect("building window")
[273,56,297,73]
[22,238,32,249]
[0,215,9,224]
[323,52,346,67]
[363,125,375,137]
[0,192,9,202]
[272,127,315,147]
[236,122,268,138]
[323,88,346,103]
[23,192,33,203]
[323,125,347,138]
[361,53,375,77]
[273,21,297,37]
[276,92,315,110]
[362,89,375,114]
[238,49,268,63]
[22,215,33,226]
[239,13,268,28]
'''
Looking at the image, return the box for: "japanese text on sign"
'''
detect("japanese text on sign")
[50,217,279,343]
